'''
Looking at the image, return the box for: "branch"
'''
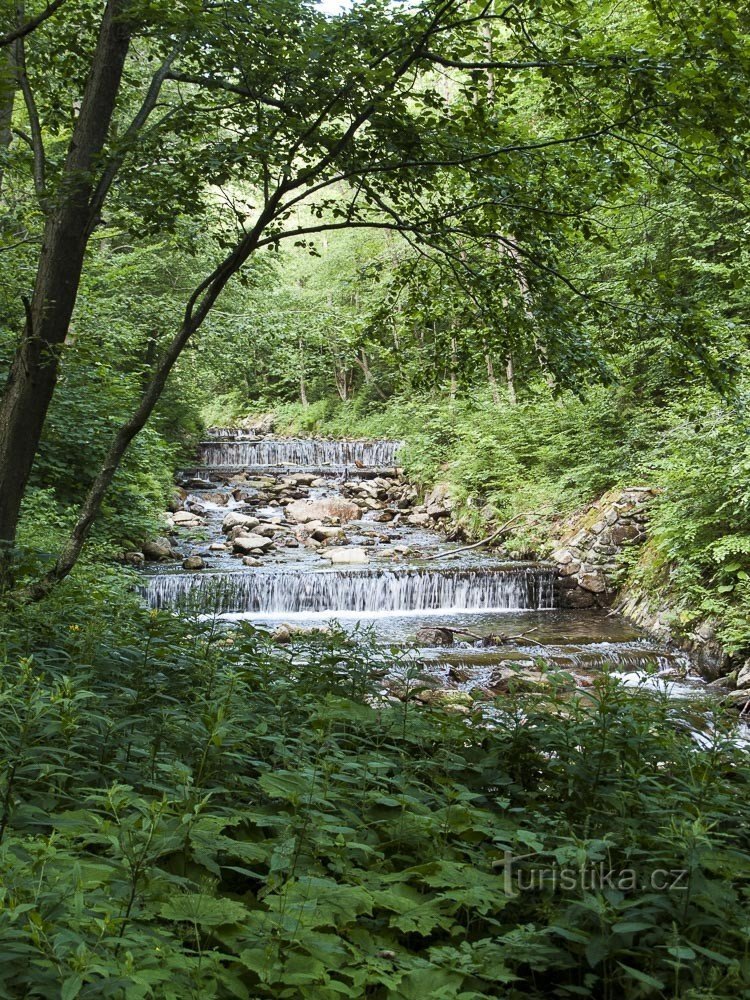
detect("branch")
[423,512,529,560]
[0,0,67,48]
[86,40,184,234]
[165,69,291,112]
[12,19,45,204]
[422,50,632,72]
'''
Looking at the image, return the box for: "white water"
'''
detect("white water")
[199,438,402,468]
[144,565,557,614]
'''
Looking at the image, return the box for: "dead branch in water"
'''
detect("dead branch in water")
[439,625,546,647]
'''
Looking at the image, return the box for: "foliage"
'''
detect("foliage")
[0,585,749,998]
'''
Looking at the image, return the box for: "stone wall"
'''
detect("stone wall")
[550,486,657,609]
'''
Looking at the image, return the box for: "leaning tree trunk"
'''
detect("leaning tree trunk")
[0,0,130,555]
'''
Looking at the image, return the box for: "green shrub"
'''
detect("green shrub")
[1,587,749,999]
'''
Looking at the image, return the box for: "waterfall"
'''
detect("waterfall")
[206,428,258,440]
[144,565,557,614]
[199,438,402,468]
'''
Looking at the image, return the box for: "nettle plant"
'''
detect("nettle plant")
[0,599,749,999]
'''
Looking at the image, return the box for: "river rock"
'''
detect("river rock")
[242,556,263,567]
[182,555,205,570]
[735,662,750,689]
[173,511,203,527]
[142,538,175,561]
[406,513,431,528]
[285,498,360,524]
[558,587,596,609]
[415,627,454,646]
[123,550,145,566]
[222,512,260,533]
[312,526,345,543]
[578,570,607,593]
[490,668,545,693]
[417,689,473,710]
[233,533,274,553]
[322,546,369,564]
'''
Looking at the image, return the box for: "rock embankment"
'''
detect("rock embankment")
[549,486,657,608]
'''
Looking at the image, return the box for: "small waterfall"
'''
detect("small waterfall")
[144,566,556,614]
[206,428,258,440]
[199,438,402,469]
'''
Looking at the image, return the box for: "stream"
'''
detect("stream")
[138,430,724,709]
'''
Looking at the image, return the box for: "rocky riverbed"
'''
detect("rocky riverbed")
[134,427,745,717]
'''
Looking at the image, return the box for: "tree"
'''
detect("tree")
[2,0,748,593]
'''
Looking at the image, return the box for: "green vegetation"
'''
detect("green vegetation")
[2,0,750,995]
[2,591,750,998]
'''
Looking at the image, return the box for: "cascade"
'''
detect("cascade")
[144,565,557,614]
[199,438,402,468]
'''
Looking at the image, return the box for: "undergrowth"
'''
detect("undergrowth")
[270,384,750,656]
[1,580,749,999]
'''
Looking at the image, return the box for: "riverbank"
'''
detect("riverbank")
[139,428,711,705]
[3,515,750,996]
[240,390,750,682]
[3,428,750,996]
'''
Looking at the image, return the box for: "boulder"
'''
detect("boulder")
[142,538,175,561]
[123,551,145,566]
[182,555,205,570]
[322,546,369,565]
[417,688,473,709]
[406,513,431,528]
[242,556,263,567]
[415,627,454,646]
[312,526,345,543]
[173,510,203,527]
[578,571,607,593]
[735,662,750,689]
[233,533,274,553]
[285,498,360,524]
[222,511,260,533]
[558,587,597,609]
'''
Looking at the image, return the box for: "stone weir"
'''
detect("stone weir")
[199,438,402,469]
[144,564,557,615]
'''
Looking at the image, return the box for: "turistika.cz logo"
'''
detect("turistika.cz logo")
[494,851,689,896]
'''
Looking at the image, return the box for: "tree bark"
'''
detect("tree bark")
[0,49,14,198]
[485,351,501,406]
[0,0,131,553]
[450,329,458,401]
[298,336,308,407]
[506,353,517,404]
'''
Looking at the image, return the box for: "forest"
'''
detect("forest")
[1,0,750,997]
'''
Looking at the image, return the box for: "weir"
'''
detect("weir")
[144,565,557,614]
[199,438,402,468]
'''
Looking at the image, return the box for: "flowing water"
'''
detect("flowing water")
[146,564,556,614]
[199,438,402,468]
[141,431,714,704]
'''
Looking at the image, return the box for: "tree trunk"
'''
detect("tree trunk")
[298,336,308,407]
[0,48,14,198]
[506,353,517,404]
[486,352,501,406]
[450,331,458,401]
[0,0,130,555]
